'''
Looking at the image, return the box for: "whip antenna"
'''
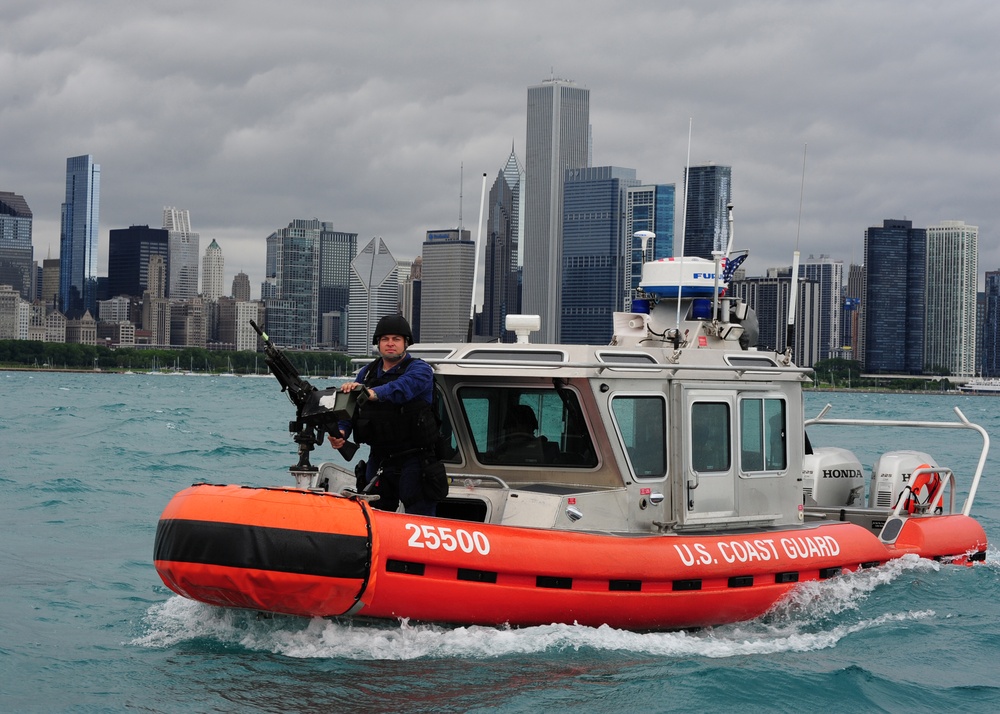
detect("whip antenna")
[675,118,693,337]
[467,172,488,341]
[786,143,807,357]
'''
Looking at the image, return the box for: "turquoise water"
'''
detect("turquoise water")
[2,371,999,712]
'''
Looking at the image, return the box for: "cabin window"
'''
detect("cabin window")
[611,395,667,479]
[739,397,786,473]
[458,386,597,468]
[690,401,731,472]
[435,385,460,463]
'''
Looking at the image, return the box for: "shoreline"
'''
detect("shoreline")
[1,365,969,394]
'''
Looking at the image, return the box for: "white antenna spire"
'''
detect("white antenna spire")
[458,163,464,231]
[786,144,808,359]
[675,118,693,336]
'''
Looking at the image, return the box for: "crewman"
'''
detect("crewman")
[328,315,442,515]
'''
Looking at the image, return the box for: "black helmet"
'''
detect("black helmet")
[372,314,413,346]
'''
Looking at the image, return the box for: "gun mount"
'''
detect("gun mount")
[250,320,365,487]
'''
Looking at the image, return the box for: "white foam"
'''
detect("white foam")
[134,555,943,661]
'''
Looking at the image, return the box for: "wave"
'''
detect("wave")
[133,556,946,661]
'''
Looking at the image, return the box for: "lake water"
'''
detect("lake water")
[1,371,999,712]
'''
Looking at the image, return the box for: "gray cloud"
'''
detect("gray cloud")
[3,0,998,295]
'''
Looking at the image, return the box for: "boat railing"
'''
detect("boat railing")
[422,356,813,377]
[448,474,511,490]
[805,404,989,516]
[892,467,956,516]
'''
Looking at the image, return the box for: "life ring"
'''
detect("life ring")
[904,464,942,514]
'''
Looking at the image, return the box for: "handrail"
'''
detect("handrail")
[421,356,813,376]
[805,405,988,516]
[448,473,511,490]
[889,467,955,516]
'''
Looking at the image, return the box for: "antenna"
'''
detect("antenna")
[675,118,693,338]
[786,144,808,358]
[467,172,488,342]
[458,163,464,231]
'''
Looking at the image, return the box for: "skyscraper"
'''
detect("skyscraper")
[41,258,60,311]
[420,228,475,343]
[560,166,639,344]
[59,155,101,317]
[625,183,675,306]
[163,207,200,299]
[0,191,33,300]
[523,79,590,343]
[401,256,422,341]
[482,147,523,342]
[232,271,251,302]
[729,273,821,366]
[982,270,1000,377]
[263,219,321,348]
[924,220,978,377]
[142,254,170,344]
[318,228,357,348]
[348,237,399,355]
[841,263,864,359]
[107,225,169,299]
[862,219,926,374]
[202,239,224,301]
[682,164,731,259]
[798,255,844,362]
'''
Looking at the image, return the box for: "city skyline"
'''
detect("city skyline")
[4,3,997,300]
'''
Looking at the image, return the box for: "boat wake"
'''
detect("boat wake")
[134,555,958,660]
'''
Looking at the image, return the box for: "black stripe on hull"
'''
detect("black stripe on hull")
[155,519,370,580]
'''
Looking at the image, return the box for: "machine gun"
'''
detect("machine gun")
[250,320,364,486]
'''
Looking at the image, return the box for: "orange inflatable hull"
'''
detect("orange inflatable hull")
[154,484,988,630]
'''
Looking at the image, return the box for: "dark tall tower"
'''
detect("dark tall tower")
[318,228,357,347]
[523,79,590,343]
[482,147,523,342]
[59,155,101,317]
[560,166,639,344]
[682,164,731,259]
[982,270,1000,377]
[0,192,33,300]
[862,219,926,374]
[107,225,169,299]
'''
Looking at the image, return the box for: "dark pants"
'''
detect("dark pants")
[366,451,436,516]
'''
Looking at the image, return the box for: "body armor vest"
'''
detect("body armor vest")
[351,355,437,454]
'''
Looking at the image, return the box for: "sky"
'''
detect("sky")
[3,1,998,300]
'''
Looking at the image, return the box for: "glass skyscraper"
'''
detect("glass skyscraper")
[318,228,357,348]
[523,79,590,343]
[59,155,101,317]
[625,184,675,305]
[263,219,321,348]
[560,166,639,345]
[163,207,200,300]
[862,219,926,374]
[982,270,1000,377]
[682,164,731,259]
[0,191,33,300]
[107,225,169,299]
[482,147,523,342]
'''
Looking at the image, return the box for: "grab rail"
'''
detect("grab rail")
[889,466,955,516]
[805,405,989,516]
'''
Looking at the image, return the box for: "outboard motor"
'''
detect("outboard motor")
[802,447,866,507]
[868,450,939,510]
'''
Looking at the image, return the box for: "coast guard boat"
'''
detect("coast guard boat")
[154,244,989,631]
